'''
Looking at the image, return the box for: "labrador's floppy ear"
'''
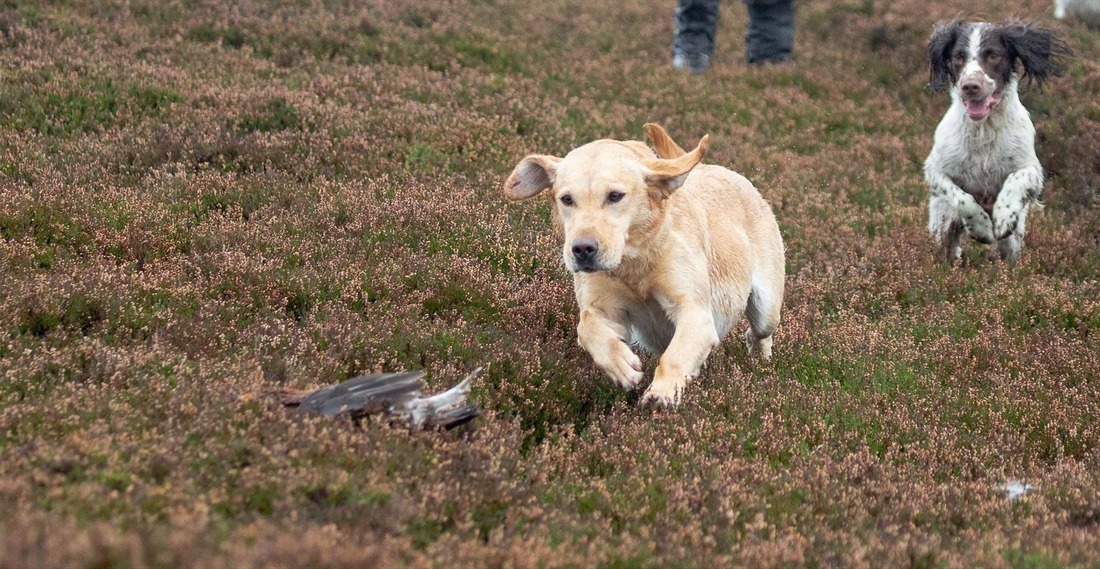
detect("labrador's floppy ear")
[642,134,709,199]
[643,123,688,159]
[503,155,562,201]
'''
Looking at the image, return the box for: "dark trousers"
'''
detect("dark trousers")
[673,0,794,63]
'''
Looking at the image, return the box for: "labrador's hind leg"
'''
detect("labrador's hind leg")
[744,278,782,361]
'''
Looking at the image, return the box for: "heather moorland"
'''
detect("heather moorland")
[2,0,1100,566]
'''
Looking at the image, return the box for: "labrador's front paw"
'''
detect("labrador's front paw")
[595,338,643,391]
[640,378,683,409]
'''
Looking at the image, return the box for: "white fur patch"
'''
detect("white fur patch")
[958,25,996,95]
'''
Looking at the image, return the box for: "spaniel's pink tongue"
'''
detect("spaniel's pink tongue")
[966,94,1000,120]
[967,98,992,119]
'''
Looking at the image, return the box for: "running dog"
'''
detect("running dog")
[924,20,1070,261]
[502,124,785,408]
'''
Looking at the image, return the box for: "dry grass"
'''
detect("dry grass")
[2,0,1100,567]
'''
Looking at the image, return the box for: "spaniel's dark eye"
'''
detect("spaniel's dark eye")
[987,53,1001,62]
[954,53,966,62]
[607,191,624,203]
[560,195,574,206]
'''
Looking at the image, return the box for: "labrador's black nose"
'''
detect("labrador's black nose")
[571,238,599,264]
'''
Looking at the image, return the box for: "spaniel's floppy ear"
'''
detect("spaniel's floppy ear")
[503,155,562,201]
[642,135,708,199]
[927,20,963,93]
[1001,21,1072,90]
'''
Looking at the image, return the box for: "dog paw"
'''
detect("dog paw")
[598,338,643,391]
[745,329,773,361]
[993,206,1020,241]
[640,379,683,409]
[959,205,995,244]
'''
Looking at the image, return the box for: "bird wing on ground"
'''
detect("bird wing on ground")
[298,371,426,417]
[401,368,481,428]
[281,368,482,429]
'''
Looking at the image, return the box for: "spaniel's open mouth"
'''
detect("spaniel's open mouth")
[965,93,1001,120]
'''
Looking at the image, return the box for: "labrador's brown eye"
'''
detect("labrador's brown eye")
[560,195,574,206]
[608,191,624,203]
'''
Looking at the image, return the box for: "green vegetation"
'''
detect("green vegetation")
[1,0,1099,566]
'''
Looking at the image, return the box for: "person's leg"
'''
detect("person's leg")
[673,0,721,74]
[744,0,794,65]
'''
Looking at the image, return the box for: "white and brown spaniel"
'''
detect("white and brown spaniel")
[923,20,1071,261]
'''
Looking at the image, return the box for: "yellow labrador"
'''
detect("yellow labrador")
[503,124,785,408]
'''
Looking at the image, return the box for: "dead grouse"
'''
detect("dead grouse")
[279,368,481,429]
